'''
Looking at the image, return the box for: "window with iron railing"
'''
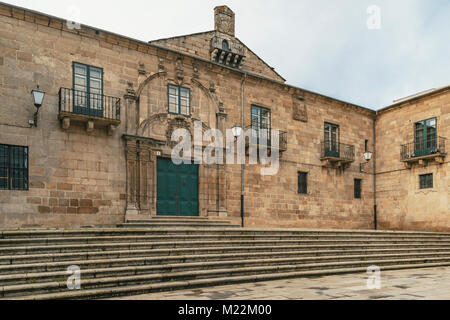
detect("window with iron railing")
[320,142,355,162]
[251,105,271,145]
[73,62,104,117]
[59,87,121,121]
[414,118,437,157]
[401,117,446,160]
[324,122,340,157]
[246,106,287,151]
[0,144,28,191]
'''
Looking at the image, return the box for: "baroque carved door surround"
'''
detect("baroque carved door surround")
[123,67,229,218]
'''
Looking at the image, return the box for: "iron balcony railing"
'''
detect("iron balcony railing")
[401,136,446,160]
[59,88,121,121]
[245,125,287,151]
[320,141,355,162]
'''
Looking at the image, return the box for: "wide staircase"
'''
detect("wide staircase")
[1,216,450,300]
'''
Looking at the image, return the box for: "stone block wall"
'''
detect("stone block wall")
[0,10,131,228]
[3,3,446,232]
[376,89,450,232]
[221,77,375,229]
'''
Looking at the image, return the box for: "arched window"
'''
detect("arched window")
[222,40,229,51]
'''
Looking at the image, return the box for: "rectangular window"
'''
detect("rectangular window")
[415,118,437,156]
[0,144,28,191]
[419,174,433,189]
[251,105,271,145]
[298,172,308,194]
[168,85,190,116]
[354,179,362,199]
[73,62,103,117]
[324,122,340,157]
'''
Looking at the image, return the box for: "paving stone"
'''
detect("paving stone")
[112,266,450,300]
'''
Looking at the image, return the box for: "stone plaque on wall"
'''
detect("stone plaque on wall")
[293,95,308,122]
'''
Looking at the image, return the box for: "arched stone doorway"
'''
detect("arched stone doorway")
[122,66,228,219]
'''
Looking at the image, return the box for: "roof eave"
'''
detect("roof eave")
[378,85,450,114]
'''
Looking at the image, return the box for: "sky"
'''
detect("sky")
[3,0,450,110]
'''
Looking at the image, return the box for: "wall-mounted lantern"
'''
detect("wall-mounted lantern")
[231,124,243,139]
[360,150,373,172]
[31,86,45,127]
[364,150,373,162]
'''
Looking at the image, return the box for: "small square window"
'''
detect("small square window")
[419,174,433,189]
[298,172,308,194]
[354,179,362,199]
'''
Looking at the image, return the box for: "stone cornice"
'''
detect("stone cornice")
[122,134,165,146]
[378,86,450,116]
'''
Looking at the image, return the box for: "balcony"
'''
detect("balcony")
[320,141,355,168]
[401,136,446,167]
[244,125,287,153]
[58,88,121,135]
[210,36,246,69]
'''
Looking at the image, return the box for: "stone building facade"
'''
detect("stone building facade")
[0,3,447,231]
[376,87,450,232]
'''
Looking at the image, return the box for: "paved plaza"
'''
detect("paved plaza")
[113,267,450,300]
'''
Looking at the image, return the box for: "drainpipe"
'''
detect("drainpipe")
[241,73,247,228]
[373,113,377,230]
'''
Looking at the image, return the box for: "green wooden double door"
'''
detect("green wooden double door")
[156,158,199,216]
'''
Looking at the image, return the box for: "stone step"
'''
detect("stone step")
[1,249,450,286]
[0,226,449,299]
[2,234,450,248]
[2,257,450,298]
[14,261,450,301]
[118,223,239,228]
[126,218,232,224]
[144,216,219,220]
[1,245,450,276]
[112,232,450,242]
[2,242,450,267]
[2,238,450,256]
[2,228,450,240]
